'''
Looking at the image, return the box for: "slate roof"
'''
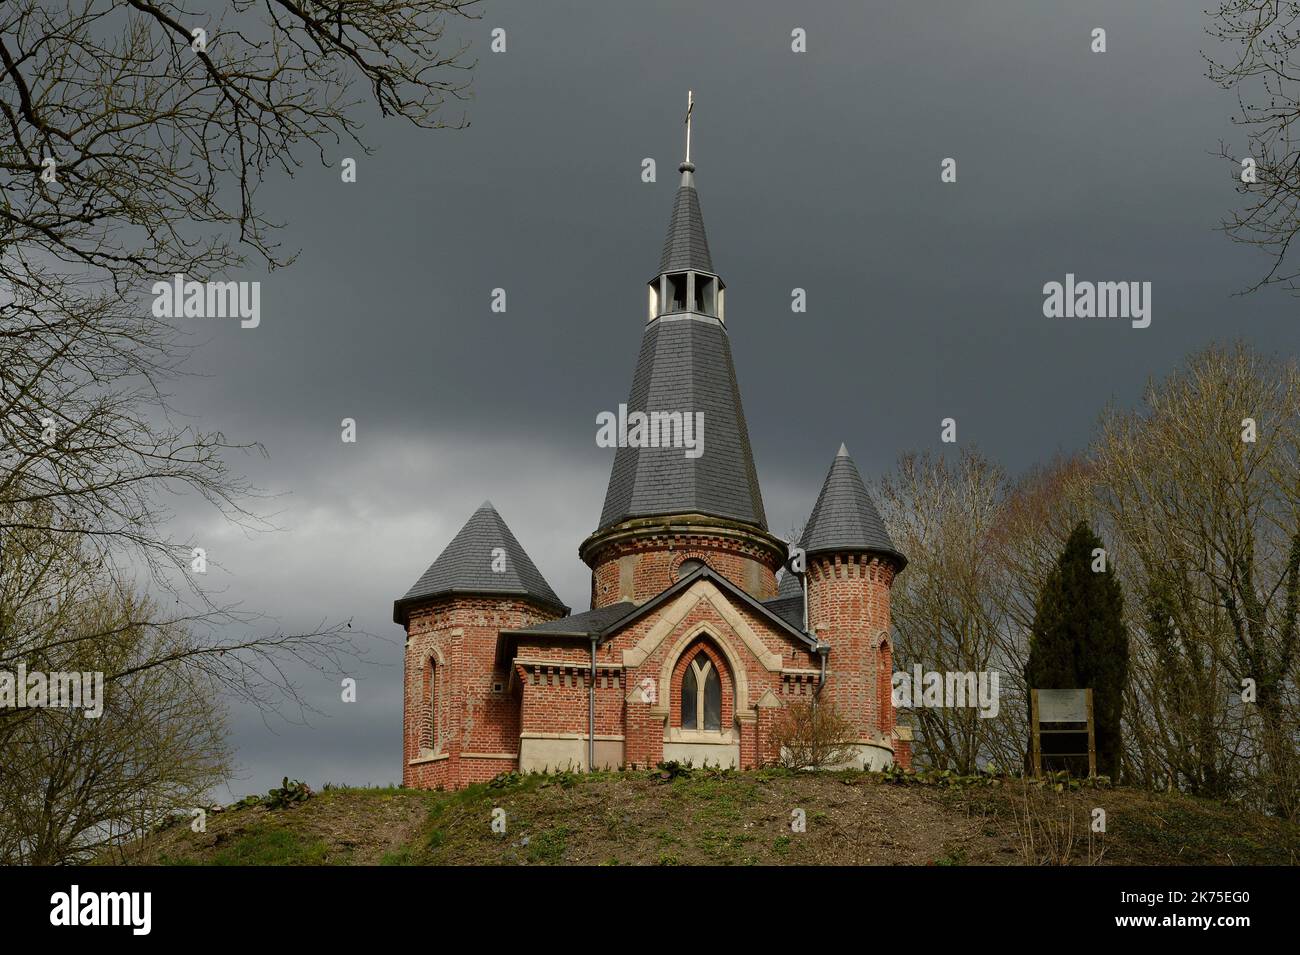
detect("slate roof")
[799,445,907,567]
[597,161,767,532]
[501,564,820,656]
[511,602,636,636]
[658,164,713,274]
[776,567,803,599]
[596,313,767,531]
[393,501,568,623]
[762,595,805,631]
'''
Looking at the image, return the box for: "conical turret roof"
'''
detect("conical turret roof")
[394,502,567,622]
[597,315,766,531]
[798,445,906,567]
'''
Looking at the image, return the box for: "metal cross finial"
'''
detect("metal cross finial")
[685,90,694,164]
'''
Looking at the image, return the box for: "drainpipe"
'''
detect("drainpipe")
[801,573,809,633]
[589,637,597,772]
[801,568,825,694]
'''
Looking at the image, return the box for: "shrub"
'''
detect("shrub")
[263,778,312,810]
[770,700,860,770]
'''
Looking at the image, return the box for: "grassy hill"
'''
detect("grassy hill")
[111,766,1300,866]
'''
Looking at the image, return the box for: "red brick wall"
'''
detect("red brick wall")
[509,638,602,743]
[624,694,663,769]
[402,595,560,788]
[598,583,816,767]
[402,550,910,789]
[501,584,814,771]
[894,739,912,771]
[588,531,780,608]
[752,705,777,768]
[877,634,894,737]
[805,553,900,749]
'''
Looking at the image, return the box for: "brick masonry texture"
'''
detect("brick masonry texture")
[402,536,909,788]
[587,529,779,608]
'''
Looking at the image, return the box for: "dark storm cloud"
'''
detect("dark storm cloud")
[164,0,1296,794]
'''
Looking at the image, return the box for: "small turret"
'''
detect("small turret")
[396,502,566,789]
[799,445,907,769]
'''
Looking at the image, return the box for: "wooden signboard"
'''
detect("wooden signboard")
[1030,688,1095,778]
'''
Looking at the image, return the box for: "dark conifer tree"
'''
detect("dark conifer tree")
[1025,521,1130,778]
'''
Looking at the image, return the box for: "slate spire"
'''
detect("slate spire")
[596,115,766,533]
[659,90,712,274]
[658,160,714,275]
[394,501,567,622]
[799,446,907,568]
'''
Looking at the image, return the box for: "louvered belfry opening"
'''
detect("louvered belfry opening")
[647,161,725,323]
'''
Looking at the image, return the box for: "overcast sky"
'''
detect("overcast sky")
[161,0,1297,797]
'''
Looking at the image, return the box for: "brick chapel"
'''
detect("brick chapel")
[395,117,912,790]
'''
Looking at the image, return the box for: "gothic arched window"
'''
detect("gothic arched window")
[426,657,438,748]
[680,651,722,732]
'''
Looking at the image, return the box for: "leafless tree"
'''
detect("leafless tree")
[1207,1,1300,293]
[877,448,1026,773]
[0,2,479,859]
[874,345,1298,814]
[1091,341,1300,817]
[0,513,238,863]
[1,0,476,583]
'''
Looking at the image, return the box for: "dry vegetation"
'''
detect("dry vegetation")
[114,768,1300,867]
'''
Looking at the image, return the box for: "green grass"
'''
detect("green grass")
[206,825,339,866]
[525,826,571,864]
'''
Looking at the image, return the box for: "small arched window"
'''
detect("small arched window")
[877,635,892,733]
[426,657,438,748]
[681,651,722,732]
[675,557,708,581]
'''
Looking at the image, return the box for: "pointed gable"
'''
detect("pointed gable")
[393,501,567,622]
[799,444,906,567]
